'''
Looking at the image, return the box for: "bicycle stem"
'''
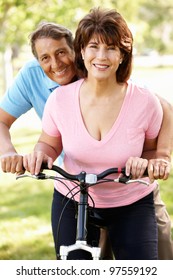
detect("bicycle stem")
[76,184,88,241]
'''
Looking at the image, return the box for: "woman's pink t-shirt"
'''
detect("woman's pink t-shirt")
[42,79,163,208]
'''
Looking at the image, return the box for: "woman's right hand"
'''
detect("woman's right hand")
[23,151,54,175]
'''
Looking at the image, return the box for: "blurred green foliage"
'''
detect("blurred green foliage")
[0,0,173,54]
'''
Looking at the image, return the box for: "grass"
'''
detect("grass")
[0,178,55,260]
[0,126,173,260]
[0,128,56,260]
[0,66,173,259]
[132,66,173,104]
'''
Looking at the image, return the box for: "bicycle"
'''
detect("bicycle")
[16,163,149,260]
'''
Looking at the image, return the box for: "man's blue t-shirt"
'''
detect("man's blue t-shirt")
[0,59,65,165]
[0,58,59,119]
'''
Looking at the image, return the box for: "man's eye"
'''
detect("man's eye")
[58,51,65,56]
[41,56,48,61]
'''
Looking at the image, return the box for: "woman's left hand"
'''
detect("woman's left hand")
[125,157,148,179]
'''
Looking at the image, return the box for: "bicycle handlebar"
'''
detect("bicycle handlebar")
[16,163,149,185]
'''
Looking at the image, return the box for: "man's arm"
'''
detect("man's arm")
[142,95,173,161]
[0,108,23,173]
[156,95,173,161]
[142,96,173,180]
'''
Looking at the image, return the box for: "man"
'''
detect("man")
[0,21,172,259]
[0,22,76,171]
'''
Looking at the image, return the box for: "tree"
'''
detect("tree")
[0,0,172,93]
[137,0,173,53]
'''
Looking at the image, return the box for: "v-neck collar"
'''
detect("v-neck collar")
[75,79,131,144]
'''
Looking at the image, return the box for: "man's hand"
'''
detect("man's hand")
[0,153,24,174]
[148,158,172,181]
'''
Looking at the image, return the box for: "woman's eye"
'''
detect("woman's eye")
[89,44,97,48]
[108,46,115,50]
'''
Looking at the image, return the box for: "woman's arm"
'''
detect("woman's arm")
[23,130,62,175]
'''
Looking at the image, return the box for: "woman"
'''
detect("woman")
[24,8,166,259]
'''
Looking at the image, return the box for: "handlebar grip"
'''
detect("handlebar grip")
[41,162,79,181]
[41,162,49,170]
[123,167,148,177]
[143,168,148,177]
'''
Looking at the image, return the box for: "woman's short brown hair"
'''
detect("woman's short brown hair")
[74,7,133,83]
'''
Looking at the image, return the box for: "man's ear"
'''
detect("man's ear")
[81,50,84,60]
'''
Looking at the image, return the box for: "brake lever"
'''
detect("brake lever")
[118,174,132,183]
[16,173,48,180]
[125,179,150,186]
[114,174,150,186]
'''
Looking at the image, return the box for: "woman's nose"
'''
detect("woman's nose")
[97,48,107,59]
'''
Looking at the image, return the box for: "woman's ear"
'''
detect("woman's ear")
[119,53,124,64]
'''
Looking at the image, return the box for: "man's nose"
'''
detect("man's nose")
[51,56,61,68]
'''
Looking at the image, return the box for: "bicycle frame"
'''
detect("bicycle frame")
[16,164,149,260]
[61,175,101,260]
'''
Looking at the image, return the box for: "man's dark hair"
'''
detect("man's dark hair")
[29,21,74,58]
